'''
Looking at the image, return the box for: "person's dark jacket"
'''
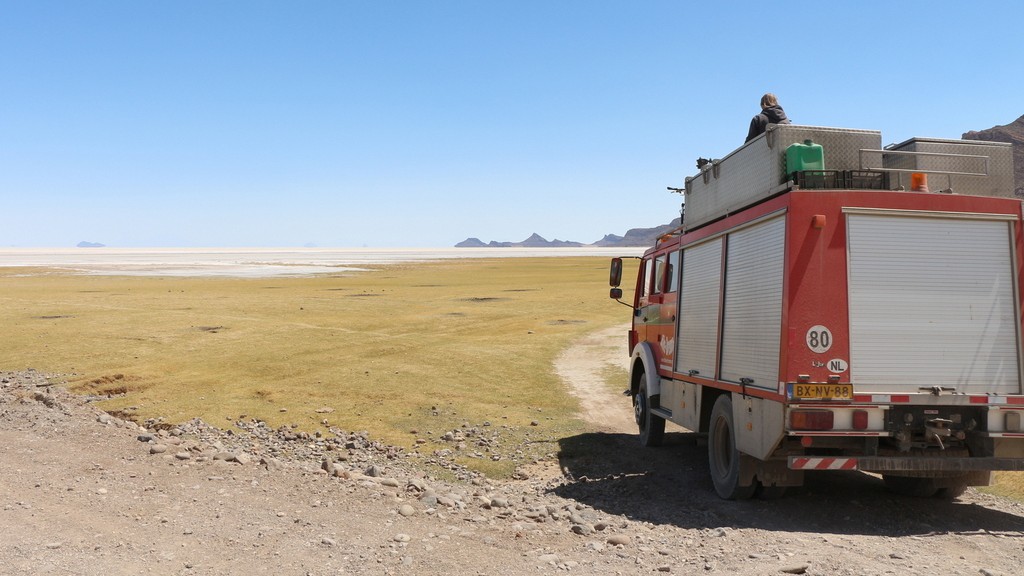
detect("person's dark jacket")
[745,105,791,142]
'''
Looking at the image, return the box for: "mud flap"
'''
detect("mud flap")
[756,459,805,487]
[738,454,758,488]
[742,456,804,487]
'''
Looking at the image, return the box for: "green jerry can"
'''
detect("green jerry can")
[786,139,825,175]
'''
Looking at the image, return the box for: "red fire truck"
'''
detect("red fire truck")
[610,125,1024,499]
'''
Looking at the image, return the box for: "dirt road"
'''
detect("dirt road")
[3,327,1024,575]
[555,325,635,435]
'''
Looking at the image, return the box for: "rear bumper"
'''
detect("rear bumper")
[789,456,1024,472]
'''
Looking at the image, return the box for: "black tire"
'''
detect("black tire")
[934,475,971,500]
[634,376,665,447]
[707,395,756,500]
[882,475,939,498]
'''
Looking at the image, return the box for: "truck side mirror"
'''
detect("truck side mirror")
[609,287,623,300]
[609,258,623,287]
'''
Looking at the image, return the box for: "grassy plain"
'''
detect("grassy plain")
[0,257,636,477]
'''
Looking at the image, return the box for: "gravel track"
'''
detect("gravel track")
[3,328,1024,575]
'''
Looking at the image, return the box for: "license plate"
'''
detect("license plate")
[791,383,853,401]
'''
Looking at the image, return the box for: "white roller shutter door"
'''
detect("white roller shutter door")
[847,213,1021,394]
[720,216,786,389]
[677,238,723,379]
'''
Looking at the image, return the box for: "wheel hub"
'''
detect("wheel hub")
[634,394,645,426]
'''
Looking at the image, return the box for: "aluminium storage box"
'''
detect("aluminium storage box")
[879,137,1014,198]
[684,125,882,230]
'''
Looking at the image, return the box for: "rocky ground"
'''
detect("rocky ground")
[3,328,1024,575]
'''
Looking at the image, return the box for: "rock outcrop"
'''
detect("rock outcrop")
[963,114,1024,194]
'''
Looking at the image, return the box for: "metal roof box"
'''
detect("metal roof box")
[684,125,882,230]
[880,137,1015,197]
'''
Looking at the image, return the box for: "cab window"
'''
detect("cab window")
[652,255,667,295]
[667,250,680,293]
[641,258,653,298]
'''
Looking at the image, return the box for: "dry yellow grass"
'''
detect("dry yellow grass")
[980,472,1024,500]
[0,257,637,476]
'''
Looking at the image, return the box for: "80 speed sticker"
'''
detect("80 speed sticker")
[806,325,833,353]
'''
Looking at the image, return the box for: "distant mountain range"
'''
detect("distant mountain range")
[459,114,1024,249]
[455,218,681,248]
[76,241,106,248]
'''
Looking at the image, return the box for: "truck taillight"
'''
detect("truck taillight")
[852,410,869,430]
[790,410,834,431]
[1007,412,1022,433]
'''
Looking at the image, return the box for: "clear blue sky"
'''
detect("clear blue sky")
[2,1,1022,248]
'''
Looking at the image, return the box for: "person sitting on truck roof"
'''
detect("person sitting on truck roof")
[745,93,791,143]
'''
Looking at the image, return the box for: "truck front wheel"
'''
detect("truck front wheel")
[708,395,756,500]
[635,377,665,447]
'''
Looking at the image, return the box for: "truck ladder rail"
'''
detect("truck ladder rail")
[858,148,991,177]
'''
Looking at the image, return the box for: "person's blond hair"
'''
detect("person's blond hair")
[760,93,779,109]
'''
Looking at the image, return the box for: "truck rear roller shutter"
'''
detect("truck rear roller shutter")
[847,213,1021,394]
[720,215,786,388]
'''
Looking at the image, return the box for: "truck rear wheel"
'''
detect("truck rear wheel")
[883,474,970,499]
[882,475,939,497]
[635,377,665,447]
[708,395,756,500]
[935,483,970,500]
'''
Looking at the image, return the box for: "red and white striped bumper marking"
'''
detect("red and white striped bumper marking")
[851,394,1024,405]
[970,396,1024,405]
[789,457,859,471]
[853,394,909,403]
